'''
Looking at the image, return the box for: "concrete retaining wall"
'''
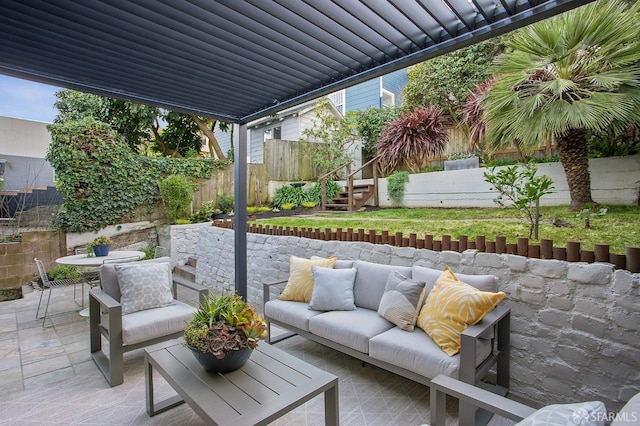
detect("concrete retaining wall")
[378,155,640,208]
[195,226,640,412]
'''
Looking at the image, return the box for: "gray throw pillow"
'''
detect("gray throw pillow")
[517,400,607,426]
[115,262,174,315]
[308,266,357,311]
[377,270,426,331]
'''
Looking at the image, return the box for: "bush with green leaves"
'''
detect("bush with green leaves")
[280,203,296,211]
[273,185,306,208]
[304,180,341,205]
[191,200,221,222]
[46,118,224,232]
[49,265,82,280]
[158,175,196,223]
[217,195,234,214]
[387,171,410,205]
[484,162,554,239]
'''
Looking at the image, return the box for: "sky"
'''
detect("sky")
[0,75,60,123]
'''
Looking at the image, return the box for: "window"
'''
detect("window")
[263,126,281,142]
[381,89,395,107]
[327,90,345,114]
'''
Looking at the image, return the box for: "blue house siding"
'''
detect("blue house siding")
[382,69,408,106]
[345,79,379,112]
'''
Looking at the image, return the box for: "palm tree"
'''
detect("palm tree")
[483,0,640,210]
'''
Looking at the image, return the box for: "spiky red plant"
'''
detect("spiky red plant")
[461,78,494,153]
[376,105,448,175]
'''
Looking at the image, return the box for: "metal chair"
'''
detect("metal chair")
[74,247,101,304]
[34,258,84,327]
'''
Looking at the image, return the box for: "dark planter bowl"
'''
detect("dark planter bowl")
[186,344,252,373]
[93,244,111,257]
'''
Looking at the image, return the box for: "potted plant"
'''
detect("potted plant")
[183,293,268,373]
[90,235,113,257]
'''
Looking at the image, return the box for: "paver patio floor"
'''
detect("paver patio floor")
[0,284,515,425]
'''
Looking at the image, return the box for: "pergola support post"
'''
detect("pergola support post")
[234,123,248,300]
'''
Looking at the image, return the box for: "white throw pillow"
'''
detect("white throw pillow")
[308,266,357,311]
[115,262,174,315]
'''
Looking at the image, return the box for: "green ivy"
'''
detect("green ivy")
[387,171,410,204]
[46,118,224,232]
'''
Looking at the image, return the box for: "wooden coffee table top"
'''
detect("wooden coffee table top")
[145,340,339,425]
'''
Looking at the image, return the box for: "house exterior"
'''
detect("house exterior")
[215,69,408,164]
[0,116,55,191]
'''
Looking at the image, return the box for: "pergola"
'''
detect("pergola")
[0,0,593,297]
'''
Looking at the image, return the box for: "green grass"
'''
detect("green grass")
[252,205,640,253]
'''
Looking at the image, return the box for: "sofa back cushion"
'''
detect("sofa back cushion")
[353,260,412,310]
[100,256,171,301]
[412,265,498,299]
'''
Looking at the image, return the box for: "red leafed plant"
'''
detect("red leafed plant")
[376,105,448,175]
[461,78,494,155]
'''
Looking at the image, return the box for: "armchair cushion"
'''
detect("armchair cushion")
[417,266,505,355]
[120,300,196,346]
[115,262,174,314]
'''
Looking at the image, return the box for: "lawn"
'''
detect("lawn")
[251,205,640,254]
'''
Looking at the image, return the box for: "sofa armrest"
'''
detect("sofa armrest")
[89,287,120,310]
[262,279,288,306]
[172,275,208,305]
[430,375,535,426]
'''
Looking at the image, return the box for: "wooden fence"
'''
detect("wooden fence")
[212,219,640,273]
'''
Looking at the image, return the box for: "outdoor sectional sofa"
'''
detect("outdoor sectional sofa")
[263,258,511,425]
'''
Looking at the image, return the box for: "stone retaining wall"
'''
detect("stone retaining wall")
[195,226,640,412]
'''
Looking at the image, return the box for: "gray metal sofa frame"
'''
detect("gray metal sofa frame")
[90,269,208,387]
[263,279,511,425]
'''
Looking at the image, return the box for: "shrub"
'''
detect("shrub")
[217,195,234,214]
[257,206,271,213]
[387,171,410,204]
[175,218,192,224]
[246,206,258,214]
[159,174,196,223]
[301,201,316,208]
[191,200,221,222]
[273,185,305,208]
[280,203,296,211]
[49,265,81,280]
[304,181,341,205]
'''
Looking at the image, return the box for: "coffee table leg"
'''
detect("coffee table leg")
[324,379,339,426]
[145,351,185,417]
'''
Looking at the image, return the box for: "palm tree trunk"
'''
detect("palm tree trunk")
[556,128,594,211]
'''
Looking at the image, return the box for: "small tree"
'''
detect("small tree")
[376,105,448,176]
[484,162,554,239]
[301,98,359,177]
[158,175,196,223]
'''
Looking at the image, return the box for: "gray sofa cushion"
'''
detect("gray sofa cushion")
[353,260,412,311]
[412,265,498,297]
[308,308,395,353]
[265,300,323,332]
[369,326,492,380]
[612,392,640,426]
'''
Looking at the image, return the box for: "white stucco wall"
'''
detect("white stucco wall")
[378,156,640,208]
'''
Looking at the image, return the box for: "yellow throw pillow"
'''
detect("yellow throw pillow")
[417,266,505,356]
[278,256,337,302]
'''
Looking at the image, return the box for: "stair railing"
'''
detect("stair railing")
[319,160,352,210]
[347,155,381,211]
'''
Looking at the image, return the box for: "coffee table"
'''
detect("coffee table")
[145,341,339,425]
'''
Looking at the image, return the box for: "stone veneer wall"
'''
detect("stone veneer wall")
[194,226,640,412]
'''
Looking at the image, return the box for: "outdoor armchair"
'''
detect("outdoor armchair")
[89,256,208,386]
[430,374,639,426]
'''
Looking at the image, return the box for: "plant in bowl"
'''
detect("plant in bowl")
[184,293,268,372]
[91,235,113,257]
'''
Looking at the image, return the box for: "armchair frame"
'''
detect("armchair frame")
[90,275,208,386]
